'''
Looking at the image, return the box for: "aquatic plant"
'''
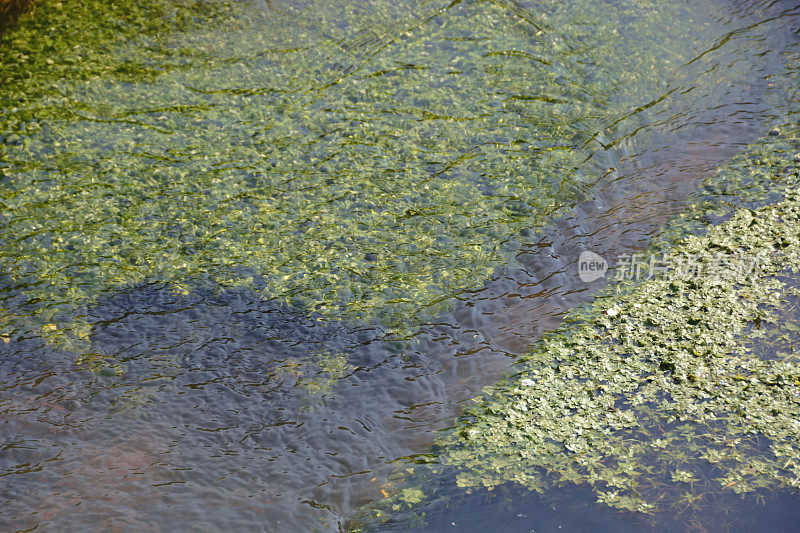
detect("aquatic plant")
[344,110,800,527]
[433,133,800,515]
[0,0,750,363]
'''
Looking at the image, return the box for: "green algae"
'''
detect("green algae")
[0,0,32,31]
[0,0,753,363]
[0,0,235,110]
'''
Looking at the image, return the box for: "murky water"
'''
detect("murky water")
[1,0,800,530]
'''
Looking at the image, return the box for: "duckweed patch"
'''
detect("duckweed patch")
[435,176,800,513]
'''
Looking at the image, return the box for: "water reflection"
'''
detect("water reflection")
[1,0,800,530]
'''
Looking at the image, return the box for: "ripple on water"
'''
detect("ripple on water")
[1,0,800,530]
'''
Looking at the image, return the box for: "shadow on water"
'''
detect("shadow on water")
[1,0,800,531]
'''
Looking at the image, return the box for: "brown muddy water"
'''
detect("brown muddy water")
[1,0,800,531]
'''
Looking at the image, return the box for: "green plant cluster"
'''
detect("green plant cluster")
[0,0,33,32]
[434,136,800,514]
[0,0,237,356]
[0,0,744,356]
[0,0,235,112]
[348,127,800,530]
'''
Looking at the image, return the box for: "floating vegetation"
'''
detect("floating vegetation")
[359,129,800,521]
[0,0,754,360]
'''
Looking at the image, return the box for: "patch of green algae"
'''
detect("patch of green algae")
[0,0,32,32]
[0,0,238,358]
[0,0,235,107]
[444,207,800,512]
[0,0,748,359]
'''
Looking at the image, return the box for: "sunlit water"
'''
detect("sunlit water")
[1,0,800,530]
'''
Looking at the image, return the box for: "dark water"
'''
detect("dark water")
[1,0,800,530]
[368,480,800,532]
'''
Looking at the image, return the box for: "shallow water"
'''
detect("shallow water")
[1,0,800,530]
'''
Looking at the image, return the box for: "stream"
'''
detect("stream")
[1,0,800,530]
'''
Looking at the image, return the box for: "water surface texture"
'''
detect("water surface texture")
[1,0,799,530]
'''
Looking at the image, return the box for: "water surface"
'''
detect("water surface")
[1,0,800,530]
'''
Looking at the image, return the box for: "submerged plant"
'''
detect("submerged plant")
[0,0,752,364]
